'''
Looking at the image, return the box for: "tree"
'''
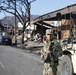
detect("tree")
[0,23,4,31]
[0,0,31,44]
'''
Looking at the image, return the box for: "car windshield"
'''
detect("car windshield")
[2,36,11,39]
[67,38,73,44]
[62,38,73,44]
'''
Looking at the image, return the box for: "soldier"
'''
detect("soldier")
[41,29,62,75]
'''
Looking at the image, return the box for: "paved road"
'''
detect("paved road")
[0,45,43,75]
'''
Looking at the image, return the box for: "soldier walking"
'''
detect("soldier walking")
[41,29,62,75]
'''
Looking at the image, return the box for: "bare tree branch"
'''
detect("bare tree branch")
[0,0,31,44]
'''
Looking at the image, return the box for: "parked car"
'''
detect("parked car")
[0,36,2,44]
[0,35,12,45]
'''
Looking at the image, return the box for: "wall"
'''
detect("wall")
[61,19,70,40]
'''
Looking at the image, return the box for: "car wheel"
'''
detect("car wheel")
[57,55,73,75]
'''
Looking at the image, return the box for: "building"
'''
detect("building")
[32,4,76,40]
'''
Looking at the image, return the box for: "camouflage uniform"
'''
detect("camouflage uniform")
[41,29,62,75]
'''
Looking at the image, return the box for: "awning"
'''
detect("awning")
[31,4,76,28]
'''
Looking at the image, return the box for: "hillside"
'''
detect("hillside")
[0,14,39,27]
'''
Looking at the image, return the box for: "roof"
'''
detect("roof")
[34,4,76,22]
[32,4,76,29]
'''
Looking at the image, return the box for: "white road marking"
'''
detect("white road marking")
[0,61,5,69]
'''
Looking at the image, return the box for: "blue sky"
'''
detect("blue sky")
[31,0,76,15]
[0,0,76,19]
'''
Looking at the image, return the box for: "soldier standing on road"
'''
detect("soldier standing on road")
[41,29,62,75]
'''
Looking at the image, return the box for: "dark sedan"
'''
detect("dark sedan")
[0,35,12,45]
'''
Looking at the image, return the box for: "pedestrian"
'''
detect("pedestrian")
[41,29,62,75]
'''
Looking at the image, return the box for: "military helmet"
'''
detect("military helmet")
[46,29,53,35]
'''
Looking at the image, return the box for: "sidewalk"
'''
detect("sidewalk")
[16,41,44,55]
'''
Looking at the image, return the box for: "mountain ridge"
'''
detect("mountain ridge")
[0,14,39,27]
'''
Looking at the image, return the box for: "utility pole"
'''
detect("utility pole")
[14,0,17,44]
[56,13,61,43]
[27,2,31,25]
[27,0,36,25]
